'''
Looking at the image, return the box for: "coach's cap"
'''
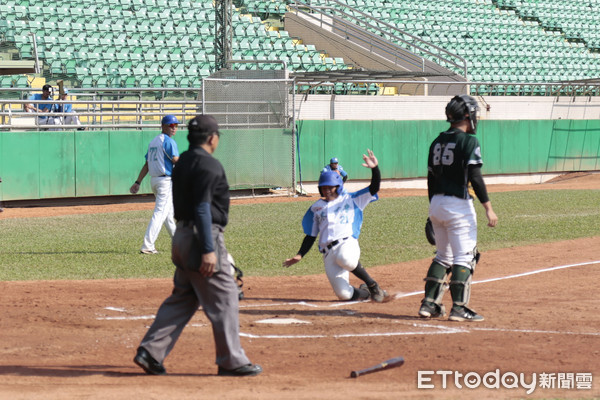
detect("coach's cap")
[161,114,179,125]
[330,157,339,164]
[188,114,219,135]
[42,84,52,91]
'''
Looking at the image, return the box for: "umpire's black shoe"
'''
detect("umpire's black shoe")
[134,347,166,375]
[218,363,262,377]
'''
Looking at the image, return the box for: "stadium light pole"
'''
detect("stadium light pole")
[215,0,233,72]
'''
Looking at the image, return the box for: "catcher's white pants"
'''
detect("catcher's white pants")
[429,194,478,269]
[141,176,176,252]
[322,237,361,300]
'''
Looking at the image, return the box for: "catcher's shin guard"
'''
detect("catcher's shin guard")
[449,264,472,307]
[422,261,450,306]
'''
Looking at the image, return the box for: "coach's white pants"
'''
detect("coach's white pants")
[323,237,361,300]
[429,194,478,269]
[141,176,176,252]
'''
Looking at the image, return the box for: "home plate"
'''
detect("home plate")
[255,318,311,325]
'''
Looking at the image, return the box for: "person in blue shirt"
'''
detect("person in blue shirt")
[322,157,348,182]
[24,84,60,128]
[55,89,82,129]
[130,115,180,254]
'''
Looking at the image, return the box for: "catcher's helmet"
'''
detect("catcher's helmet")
[445,95,479,133]
[318,170,343,196]
[161,114,179,125]
[330,157,339,164]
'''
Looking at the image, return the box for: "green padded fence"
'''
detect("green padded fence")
[296,119,600,182]
[1,120,599,201]
[0,128,293,201]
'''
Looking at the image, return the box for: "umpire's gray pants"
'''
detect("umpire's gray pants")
[140,232,250,370]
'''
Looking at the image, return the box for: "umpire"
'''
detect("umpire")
[133,115,262,377]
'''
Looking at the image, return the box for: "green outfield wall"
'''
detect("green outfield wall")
[1,120,599,201]
[0,128,293,201]
[297,120,600,181]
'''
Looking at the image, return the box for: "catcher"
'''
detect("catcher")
[419,95,498,322]
[283,149,389,302]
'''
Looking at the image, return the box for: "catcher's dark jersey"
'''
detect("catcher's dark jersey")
[427,127,482,199]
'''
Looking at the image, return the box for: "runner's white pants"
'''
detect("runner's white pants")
[142,176,176,252]
[322,237,361,300]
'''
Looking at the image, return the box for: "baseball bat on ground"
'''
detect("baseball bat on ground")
[350,356,404,378]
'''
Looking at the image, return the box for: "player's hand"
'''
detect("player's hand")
[200,252,217,277]
[361,149,378,168]
[283,255,302,267]
[130,182,140,194]
[486,209,498,227]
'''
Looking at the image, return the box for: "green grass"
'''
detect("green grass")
[0,189,599,281]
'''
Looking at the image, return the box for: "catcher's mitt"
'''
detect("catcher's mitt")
[425,218,435,246]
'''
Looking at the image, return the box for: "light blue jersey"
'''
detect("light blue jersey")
[145,133,179,177]
[302,187,378,252]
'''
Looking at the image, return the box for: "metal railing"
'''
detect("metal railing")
[288,0,468,78]
[2,79,600,130]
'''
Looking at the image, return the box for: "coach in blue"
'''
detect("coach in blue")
[130,115,180,254]
[322,157,348,182]
[133,115,262,377]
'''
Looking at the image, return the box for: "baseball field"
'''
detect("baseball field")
[0,173,599,399]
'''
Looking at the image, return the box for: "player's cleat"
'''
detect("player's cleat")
[134,347,166,375]
[140,249,159,254]
[448,306,484,322]
[217,363,262,377]
[367,282,389,303]
[356,284,372,300]
[418,301,446,318]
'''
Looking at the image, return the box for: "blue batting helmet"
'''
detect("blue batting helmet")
[161,114,179,125]
[330,157,339,164]
[318,170,343,197]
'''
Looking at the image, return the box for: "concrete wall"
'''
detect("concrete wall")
[294,95,600,121]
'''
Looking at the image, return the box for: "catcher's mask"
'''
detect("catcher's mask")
[318,170,343,197]
[445,95,479,133]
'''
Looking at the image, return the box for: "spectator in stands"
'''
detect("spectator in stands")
[24,84,61,128]
[322,157,348,182]
[55,89,82,130]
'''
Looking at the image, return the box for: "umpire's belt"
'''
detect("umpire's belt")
[320,237,349,254]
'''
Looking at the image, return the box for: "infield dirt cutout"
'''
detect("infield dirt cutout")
[0,172,599,399]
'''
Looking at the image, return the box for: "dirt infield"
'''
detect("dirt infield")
[0,172,599,399]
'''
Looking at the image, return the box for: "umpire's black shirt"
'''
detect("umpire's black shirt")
[172,146,230,252]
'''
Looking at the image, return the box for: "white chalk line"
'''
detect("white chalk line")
[97,315,155,320]
[467,326,600,337]
[241,323,467,339]
[97,260,600,338]
[394,259,600,299]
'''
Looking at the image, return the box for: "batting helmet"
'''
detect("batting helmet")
[318,170,343,197]
[445,95,479,133]
[161,114,179,125]
[330,157,339,164]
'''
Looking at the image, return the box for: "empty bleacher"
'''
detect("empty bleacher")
[0,0,349,89]
[2,0,600,93]
[304,0,600,88]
